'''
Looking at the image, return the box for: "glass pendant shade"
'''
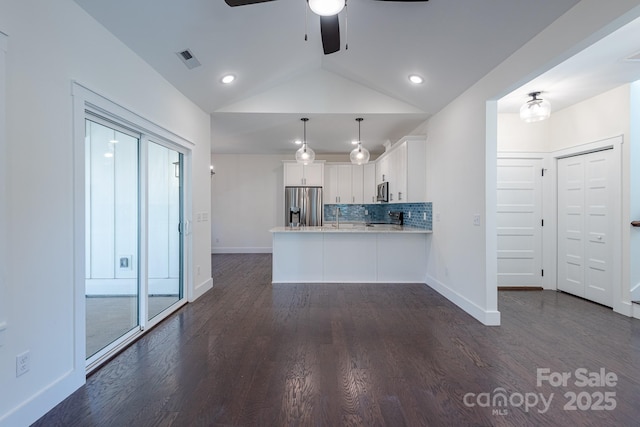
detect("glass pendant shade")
[296,143,315,165]
[520,92,551,123]
[295,117,315,165]
[350,144,370,165]
[308,0,345,16]
[350,117,369,165]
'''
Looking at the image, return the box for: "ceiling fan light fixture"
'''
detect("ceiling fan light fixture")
[308,0,345,17]
[295,118,315,165]
[350,118,370,165]
[520,91,551,123]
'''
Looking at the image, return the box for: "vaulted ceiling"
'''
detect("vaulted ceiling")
[75,0,638,155]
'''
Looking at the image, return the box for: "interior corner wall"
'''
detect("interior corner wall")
[0,1,211,426]
[211,154,285,253]
[423,0,640,326]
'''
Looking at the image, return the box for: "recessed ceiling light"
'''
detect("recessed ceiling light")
[408,74,424,84]
[221,74,235,84]
[294,139,302,145]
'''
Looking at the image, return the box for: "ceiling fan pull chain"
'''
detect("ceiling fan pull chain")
[304,0,308,41]
[345,0,348,50]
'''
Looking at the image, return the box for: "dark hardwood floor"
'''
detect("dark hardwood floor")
[34,254,640,426]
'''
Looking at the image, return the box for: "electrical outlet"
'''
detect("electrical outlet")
[423,212,427,221]
[16,351,30,377]
[407,211,411,219]
[473,214,481,226]
[364,209,368,215]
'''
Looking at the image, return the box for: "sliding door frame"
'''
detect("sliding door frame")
[72,82,193,373]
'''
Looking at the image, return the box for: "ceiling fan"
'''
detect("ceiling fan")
[224,0,429,55]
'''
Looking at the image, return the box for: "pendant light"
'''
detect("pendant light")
[350,118,370,165]
[308,0,345,16]
[520,91,551,123]
[295,118,315,165]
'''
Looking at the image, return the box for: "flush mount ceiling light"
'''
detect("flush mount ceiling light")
[350,118,370,165]
[221,74,235,84]
[308,0,345,16]
[408,74,424,84]
[520,91,551,123]
[295,118,316,165]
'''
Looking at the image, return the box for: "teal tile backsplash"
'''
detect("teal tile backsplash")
[324,202,432,230]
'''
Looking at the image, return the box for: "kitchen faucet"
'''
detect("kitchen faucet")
[336,206,341,229]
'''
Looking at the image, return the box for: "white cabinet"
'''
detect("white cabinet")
[376,155,390,185]
[325,164,364,204]
[363,163,376,204]
[325,165,338,203]
[351,165,364,204]
[375,136,427,203]
[283,161,324,186]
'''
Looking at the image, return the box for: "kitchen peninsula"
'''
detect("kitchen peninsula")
[270,225,431,283]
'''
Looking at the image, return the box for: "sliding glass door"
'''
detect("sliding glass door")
[147,142,183,320]
[85,116,186,368]
[85,118,140,359]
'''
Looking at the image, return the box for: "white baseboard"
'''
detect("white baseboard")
[211,247,272,254]
[425,274,501,326]
[633,302,640,320]
[191,277,212,302]
[0,367,84,427]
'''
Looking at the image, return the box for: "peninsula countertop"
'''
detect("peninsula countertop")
[270,224,432,234]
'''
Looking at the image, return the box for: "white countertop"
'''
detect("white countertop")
[270,224,432,234]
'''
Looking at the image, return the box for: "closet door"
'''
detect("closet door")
[557,149,614,306]
[496,158,543,287]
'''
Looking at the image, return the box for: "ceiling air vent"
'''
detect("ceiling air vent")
[176,49,201,69]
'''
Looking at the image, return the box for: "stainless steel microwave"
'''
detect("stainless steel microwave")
[376,182,389,202]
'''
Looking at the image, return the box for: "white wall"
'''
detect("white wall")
[550,85,631,151]
[497,113,551,153]
[0,1,211,425]
[211,154,285,253]
[422,0,640,326]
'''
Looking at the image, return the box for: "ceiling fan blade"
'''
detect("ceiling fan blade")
[224,0,276,6]
[320,15,340,55]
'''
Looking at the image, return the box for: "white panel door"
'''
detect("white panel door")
[557,150,614,306]
[496,158,543,287]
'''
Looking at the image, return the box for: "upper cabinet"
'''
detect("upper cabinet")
[325,164,363,204]
[283,161,325,187]
[375,136,427,203]
[322,135,426,205]
[363,163,376,204]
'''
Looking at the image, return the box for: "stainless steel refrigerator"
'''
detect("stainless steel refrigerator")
[284,186,323,227]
